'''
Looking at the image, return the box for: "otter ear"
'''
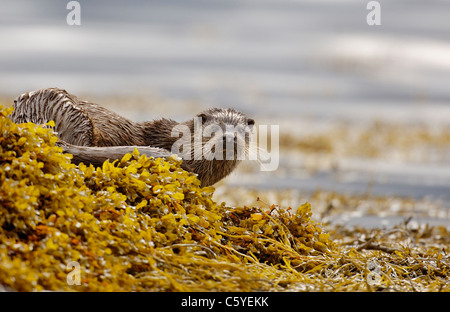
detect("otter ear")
[247,118,255,126]
[197,113,208,124]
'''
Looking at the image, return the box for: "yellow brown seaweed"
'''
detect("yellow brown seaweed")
[0,105,448,292]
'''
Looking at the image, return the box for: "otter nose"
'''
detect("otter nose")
[223,134,236,144]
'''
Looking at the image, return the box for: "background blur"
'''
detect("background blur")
[1,0,449,227]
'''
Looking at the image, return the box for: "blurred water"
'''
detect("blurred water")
[1,0,450,209]
[1,1,449,119]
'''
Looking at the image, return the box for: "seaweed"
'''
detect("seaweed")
[0,106,448,291]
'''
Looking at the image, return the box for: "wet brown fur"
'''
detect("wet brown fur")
[11,88,254,186]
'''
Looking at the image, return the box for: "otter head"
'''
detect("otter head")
[195,108,255,162]
[182,108,255,186]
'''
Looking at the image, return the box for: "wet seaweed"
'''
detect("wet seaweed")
[0,106,448,291]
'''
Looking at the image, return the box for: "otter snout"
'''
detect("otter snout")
[223,133,237,145]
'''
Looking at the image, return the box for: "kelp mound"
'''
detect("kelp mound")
[0,106,332,291]
[1,105,449,292]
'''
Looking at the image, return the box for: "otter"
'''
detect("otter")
[10,88,255,186]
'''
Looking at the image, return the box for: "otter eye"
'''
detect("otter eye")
[247,119,255,126]
[197,113,208,123]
